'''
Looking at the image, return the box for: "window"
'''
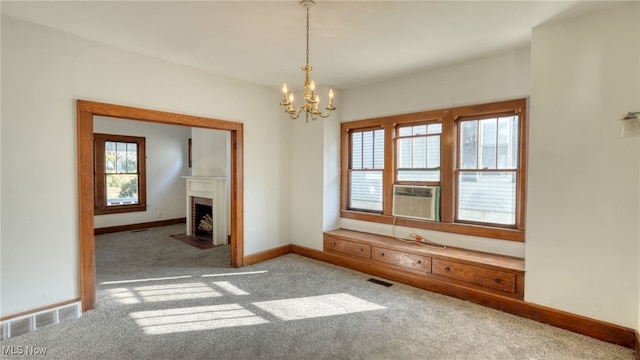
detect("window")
[457,115,519,225]
[341,99,527,241]
[396,123,441,183]
[94,133,147,215]
[349,129,384,212]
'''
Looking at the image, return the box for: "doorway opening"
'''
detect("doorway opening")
[77,100,244,312]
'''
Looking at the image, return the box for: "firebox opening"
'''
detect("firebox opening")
[191,196,213,242]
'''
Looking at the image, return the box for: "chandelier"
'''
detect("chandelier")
[280,0,336,122]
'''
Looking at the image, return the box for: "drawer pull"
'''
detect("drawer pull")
[360,248,364,252]
[494,278,501,284]
[444,267,451,272]
[380,252,385,257]
[416,260,421,265]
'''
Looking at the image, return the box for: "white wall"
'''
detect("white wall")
[340,46,531,121]
[93,116,191,228]
[0,15,291,316]
[527,3,639,328]
[338,46,531,258]
[191,128,229,177]
[289,85,341,249]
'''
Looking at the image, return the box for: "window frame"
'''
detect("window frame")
[348,127,385,213]
[395,121,442,186]
[340,99,527,242]
[94,133,147,215]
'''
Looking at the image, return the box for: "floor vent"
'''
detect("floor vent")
[0,301,81,340]
[367,278,393,287]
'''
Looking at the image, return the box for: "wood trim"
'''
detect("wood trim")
[382,122,394,215]
[440,112,455,222]
[230,126,244,268]
[94,218,186,235]
[0,298,80,321]
[636,330,640,360]
[517,105,528,230]
[92,132,150,215]
[243,244,292,266]
[77,100,244,312]
[77,105,95,313]
[290,244,635,349]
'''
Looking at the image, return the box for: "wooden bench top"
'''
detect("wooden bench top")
[324,229,525,273]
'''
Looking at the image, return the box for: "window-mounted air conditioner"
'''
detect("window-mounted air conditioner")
[392,185,440,221]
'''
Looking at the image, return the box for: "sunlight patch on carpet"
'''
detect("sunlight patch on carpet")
[201,270,268,277]
[101,275,193,285]
[130,304,268,335]
[109,283,222,304]
[212,281,250,295]
[253,293,386,321]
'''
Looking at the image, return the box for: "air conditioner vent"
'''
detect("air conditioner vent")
[392,185,440,221]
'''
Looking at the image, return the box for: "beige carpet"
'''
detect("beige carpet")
[0,224,633,359]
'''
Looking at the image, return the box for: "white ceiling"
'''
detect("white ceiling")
[1,1,623,90]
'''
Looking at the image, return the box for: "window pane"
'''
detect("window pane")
[352,132,362,170]
[460,121,477,169]
[126,143,138,172]
[412,137,426,168]
[412,125,427,135]
[398,127,411,137]
[497,116,519,169]
[457,171,515,225]
[511,117,519,168]
[106,174,139,206]
[397,170,439,182]
[362,132,373,169]
[373,129,384,169]
[349,171,383,211]
[480,145,496,169]
[426,136,440,168]
[427,123,442,134]
[480,119,497,145]
[105,141,116,173]
[397,138,412,168]
[479,119,497,169]
[116,142,128,173]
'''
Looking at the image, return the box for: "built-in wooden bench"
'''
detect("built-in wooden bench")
[323,229,525,300]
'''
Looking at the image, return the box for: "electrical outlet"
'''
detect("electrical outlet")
[157,211,162,218]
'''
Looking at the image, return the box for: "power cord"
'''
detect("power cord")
[391,216,447,249]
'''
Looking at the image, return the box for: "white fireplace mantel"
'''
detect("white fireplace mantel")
[182,176,228,245]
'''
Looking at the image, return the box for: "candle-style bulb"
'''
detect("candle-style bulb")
[329,89,334,99]
[310,81,316,91]
[282,84,288,94]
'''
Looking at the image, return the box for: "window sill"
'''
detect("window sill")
[340,210,524,242]
[95,204,147,215]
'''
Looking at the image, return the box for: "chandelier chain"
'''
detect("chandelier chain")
[306,6,310,67]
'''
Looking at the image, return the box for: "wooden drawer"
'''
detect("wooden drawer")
[324,236,371,260]
[372,247,431,273]
[432,259,515,293]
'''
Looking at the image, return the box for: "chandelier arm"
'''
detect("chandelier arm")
[287,107,304,120]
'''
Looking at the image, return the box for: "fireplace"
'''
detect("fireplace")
[191,197,213,240]
[182,176,228,245]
